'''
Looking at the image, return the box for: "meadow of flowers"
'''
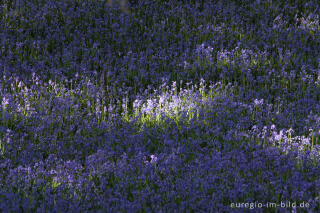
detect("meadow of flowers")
[0,0,320,212]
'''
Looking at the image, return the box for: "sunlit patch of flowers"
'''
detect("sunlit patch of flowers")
[296,13,320,33]
[217,47,268,68]
[129,79,231,131]
[251,125,320,163]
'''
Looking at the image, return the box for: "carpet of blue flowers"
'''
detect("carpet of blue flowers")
[0,0,320,212]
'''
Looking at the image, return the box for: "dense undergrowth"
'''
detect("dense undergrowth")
[0,0,320,212]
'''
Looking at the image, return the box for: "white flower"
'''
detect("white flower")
[144,154,158,164]
[150,155,158,164]
[18,81,24,88]
[254,99,264,106]
[2,97,9,110]
[274,130,283,141]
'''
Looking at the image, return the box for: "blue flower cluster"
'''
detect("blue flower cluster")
[0,0,320,212]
